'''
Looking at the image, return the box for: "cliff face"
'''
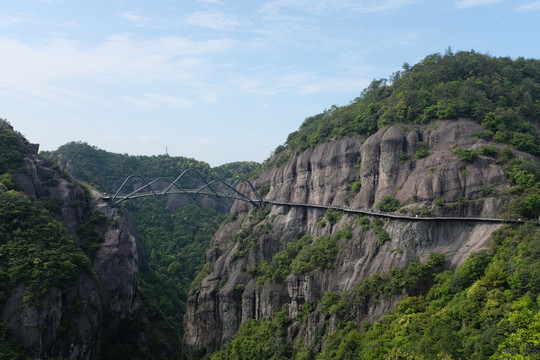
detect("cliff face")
[184,119,509,354]
[0,129,144,360]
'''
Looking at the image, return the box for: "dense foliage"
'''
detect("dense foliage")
[0,120,26,175]
[0,120,97,359]
[124,198,227,343]
[278,50,540,158]
[0,187,92,304]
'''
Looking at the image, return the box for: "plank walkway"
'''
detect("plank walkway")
[264,200,525,224]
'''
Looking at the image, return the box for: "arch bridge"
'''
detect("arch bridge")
[102,168,265,207]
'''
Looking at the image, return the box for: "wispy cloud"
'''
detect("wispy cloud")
[201,138,214,144]
[120,93,194,109]
[119,11,149,27]
[259,0,418,16]
[455,0,502,9]
[120,96,157,109]
[0,14,29,27]
[231,67,370,97]
[185,11,241,30]
[0,34,235,103]
[145,93,194,107]
[515,1,540,11]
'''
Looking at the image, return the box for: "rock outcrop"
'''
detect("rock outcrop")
[184,119,510,355]
[1,127,144,360]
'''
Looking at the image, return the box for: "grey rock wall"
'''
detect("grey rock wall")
[184,119,510,355]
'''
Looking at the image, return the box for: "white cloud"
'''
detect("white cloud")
[119,11,149,27]
[0,34,236,103]
[201,138,214,144]
[185,11,241,30]
[515,1,540,11]
[455,0,502,9]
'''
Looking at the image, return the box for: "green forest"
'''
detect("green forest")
[1,49,540,359]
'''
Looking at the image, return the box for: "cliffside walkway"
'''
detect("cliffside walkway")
[264,200,526,224]
[103,170,525,224]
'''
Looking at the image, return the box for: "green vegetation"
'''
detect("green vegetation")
[376,195,401,212]
[253,228,351,287]
[272,51,540,162]
[0,120,26,175]
[414,142,430,160]
[453,148,479,163]
[0,187,91,303]
[479,144,498,157]
[211,307,292,360]
[325,208,342,225]
[210,220,540,359]
[372,218,390,245]
[42,141,260,194]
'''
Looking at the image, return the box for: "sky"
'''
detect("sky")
[1,0,540,167]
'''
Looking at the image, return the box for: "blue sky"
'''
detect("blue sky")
[1,0,539,166]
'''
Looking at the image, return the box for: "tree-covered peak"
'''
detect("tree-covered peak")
[44,141,260,192]
[281,50,540,156]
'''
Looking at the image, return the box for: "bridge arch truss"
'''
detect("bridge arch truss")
[106,168,265,207]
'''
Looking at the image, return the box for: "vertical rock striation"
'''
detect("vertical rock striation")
[184,119,510,355]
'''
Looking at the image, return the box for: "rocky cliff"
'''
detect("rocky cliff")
[184,119,511,355]
[0,122,145,359]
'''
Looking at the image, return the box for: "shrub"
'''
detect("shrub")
[376,195,401,212]
[325,209,342,225]
[414,148,430,159]
[453,148,478,163]
[258,183,271,197]
[480,145,498,157]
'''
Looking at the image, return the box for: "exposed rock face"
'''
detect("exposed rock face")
[184,119,509,355]
[1,136,144,359]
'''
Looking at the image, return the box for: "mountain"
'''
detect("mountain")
[0,119,144,359]
[1,50,539,360]
[184,51,540,359]
[1,122,260,359]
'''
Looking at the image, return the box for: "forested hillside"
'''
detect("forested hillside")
[45,143,260,358]
[279,50,540,156]
[186,51,540,360]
